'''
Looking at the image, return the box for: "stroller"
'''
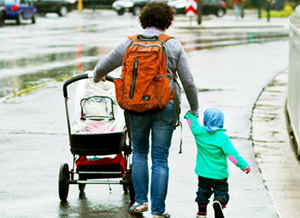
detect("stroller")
[59,72,134,203]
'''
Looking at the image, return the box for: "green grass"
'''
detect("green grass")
[262,5,295,18]
[6,75,74,100]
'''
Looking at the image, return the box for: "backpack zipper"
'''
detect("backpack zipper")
[129,58,138,99]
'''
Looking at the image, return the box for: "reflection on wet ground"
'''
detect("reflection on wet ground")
[177,28,288,51]
[58,187,146,218]
[0,47,99,69]
[0,61,97,98]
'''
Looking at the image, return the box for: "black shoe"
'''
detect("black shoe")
[213,201,225,218]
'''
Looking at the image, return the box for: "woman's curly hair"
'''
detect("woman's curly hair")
[139,1,175,30]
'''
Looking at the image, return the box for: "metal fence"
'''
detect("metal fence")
[287,13,300,157]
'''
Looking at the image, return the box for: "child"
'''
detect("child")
[184,107,251,218]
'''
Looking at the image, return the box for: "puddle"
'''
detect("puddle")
[0,61,97,98]
[0,26,288,99]
[180,29,288,51]
[0,41,107,99]
[0,47,99,69]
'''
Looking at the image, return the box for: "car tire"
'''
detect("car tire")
[132,6,141,16]
[16,13,22,25]
[117,9,125,15]
[31,13,36,24]
[58,6,68,17]
[216,8,225,17]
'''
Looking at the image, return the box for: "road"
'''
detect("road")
[0,9,288,98]
[0,9,290,218]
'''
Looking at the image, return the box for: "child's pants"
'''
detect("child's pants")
[195,176,229,206]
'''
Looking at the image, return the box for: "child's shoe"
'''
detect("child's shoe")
[129,202,148,213]
[213,201,225,218]
[196,213,206,218]
[152,211,171,218]
[196,211,206,218]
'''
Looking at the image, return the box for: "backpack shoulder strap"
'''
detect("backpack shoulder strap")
[129,33,173,42]
[158,34,173,43]
[128,34,139,41]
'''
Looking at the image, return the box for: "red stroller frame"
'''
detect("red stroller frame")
[59,73,134,203]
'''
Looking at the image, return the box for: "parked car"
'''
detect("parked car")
[4,0,36,24]
[30,0,76,17]
[170,0,227,17]
[82,0,115,9]
[0,0,5,26]
[112,0,148,15]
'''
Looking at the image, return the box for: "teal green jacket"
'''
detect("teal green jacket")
[184,112,250,180]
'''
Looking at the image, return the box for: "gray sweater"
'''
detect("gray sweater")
[93,27,199,116]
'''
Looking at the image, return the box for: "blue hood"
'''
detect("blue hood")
[203,107,224,134]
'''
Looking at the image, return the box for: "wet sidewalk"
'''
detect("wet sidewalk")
[171,10,289,52]
[0,10,299,218]
[170,12,300,218]
[251,70,300,218]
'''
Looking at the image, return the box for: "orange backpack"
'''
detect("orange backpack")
[114,34,174,113]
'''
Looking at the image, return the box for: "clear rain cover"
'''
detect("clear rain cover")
[71,78,125,134]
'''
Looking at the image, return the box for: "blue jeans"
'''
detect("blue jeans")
[128,103,174,215]
[195,176,229,206]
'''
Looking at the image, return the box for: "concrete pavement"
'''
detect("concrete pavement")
[182,11,300,218]
[251,70,300,218]
[176,11,300,218]
[0,10,299,218]
[201,11,300,218]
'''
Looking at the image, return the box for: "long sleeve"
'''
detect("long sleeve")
[184,111,249,179]
[184,111,201,135]
[222,136,250,171]
[165,39,199,116]
[93,37,130,83]
[176,48,199,116]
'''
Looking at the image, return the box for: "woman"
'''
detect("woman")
[93,2,199,217]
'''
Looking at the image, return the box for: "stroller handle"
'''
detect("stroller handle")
[63,73,88,98]
[105,75,114,82]
[63,73,115,98]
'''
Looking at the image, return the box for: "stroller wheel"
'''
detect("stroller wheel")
[58,163,70,202]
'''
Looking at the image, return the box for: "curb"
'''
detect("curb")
[251,70,300,218]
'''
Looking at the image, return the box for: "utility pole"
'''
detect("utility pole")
[241,0,245,18]
[258,0,261,18]
[197,0,203,25]
[266,0,271,22]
